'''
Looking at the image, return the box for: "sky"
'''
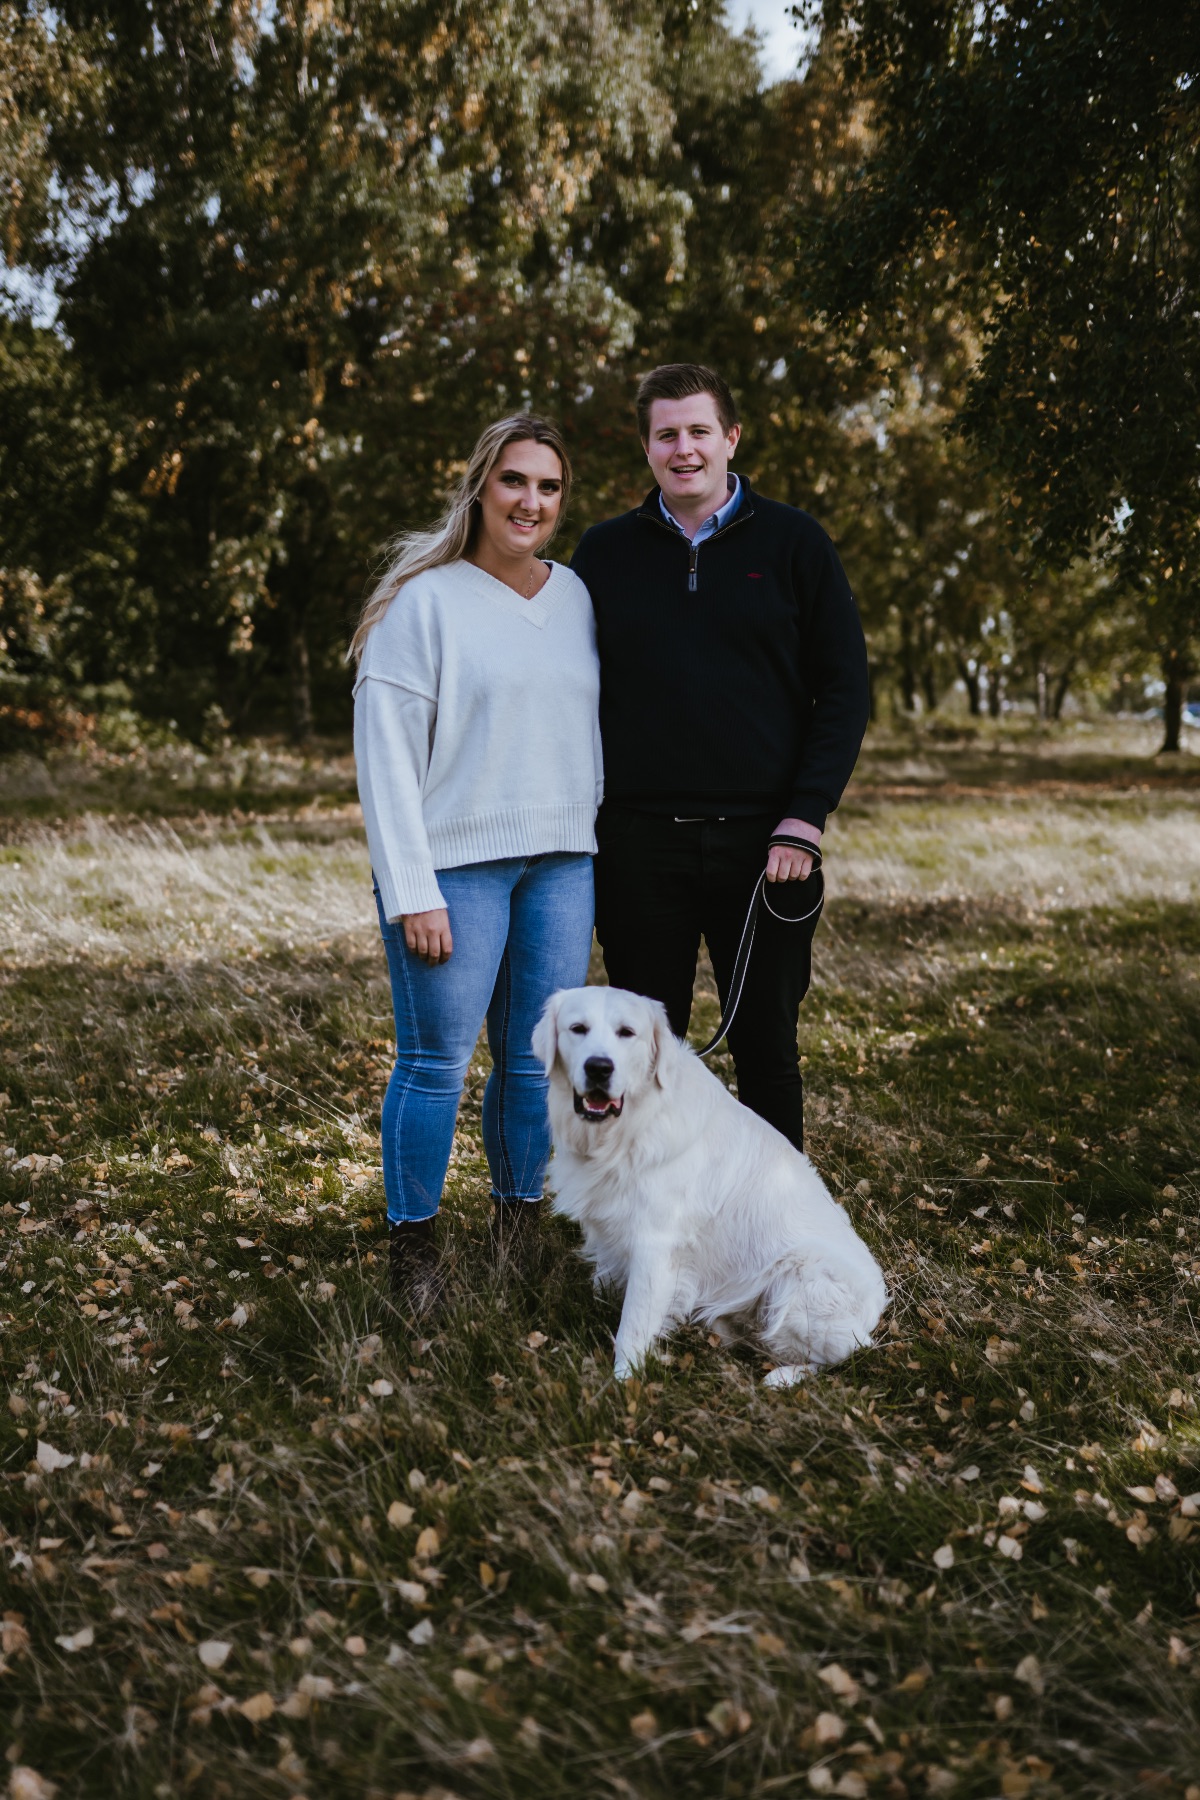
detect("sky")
[731,0,811,84]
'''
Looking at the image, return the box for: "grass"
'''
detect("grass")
[1,721,1199,1800]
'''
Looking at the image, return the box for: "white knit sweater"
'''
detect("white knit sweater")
[353,558,603,919]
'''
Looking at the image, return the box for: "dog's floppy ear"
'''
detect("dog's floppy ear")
[647,998,679,1089]
[532,991,564,1076]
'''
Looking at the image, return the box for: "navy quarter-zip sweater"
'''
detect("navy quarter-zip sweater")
[571,481,869,833]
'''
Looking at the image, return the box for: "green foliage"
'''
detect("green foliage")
[797,0,1200,731]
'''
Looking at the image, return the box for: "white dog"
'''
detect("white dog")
[533,985,888,1387]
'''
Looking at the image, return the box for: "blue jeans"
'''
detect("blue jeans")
[374,853,594,1222]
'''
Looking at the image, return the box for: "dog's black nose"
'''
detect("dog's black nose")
[583,1055,615,1087]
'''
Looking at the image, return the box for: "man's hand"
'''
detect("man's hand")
[403,907,453,964]
[766,818,823,883]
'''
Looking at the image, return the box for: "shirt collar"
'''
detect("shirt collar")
[658,473,742,539]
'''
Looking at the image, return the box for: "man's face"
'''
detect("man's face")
[643,393,741,518]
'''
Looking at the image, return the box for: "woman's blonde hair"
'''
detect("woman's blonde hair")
[348,413,572,663]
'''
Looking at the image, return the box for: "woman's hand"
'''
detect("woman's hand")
[403,908,453,965]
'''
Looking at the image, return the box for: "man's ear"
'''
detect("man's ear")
[648,999,678,1089]
[532,992,563,1076]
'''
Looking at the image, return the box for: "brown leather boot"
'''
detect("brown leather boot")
[489,1197,542,1268]
[388,1217,447,1321]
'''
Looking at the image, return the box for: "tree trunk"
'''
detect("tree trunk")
[957,657,981,717]
[986,666,1003,719]
[1051,662,1074,721]
[288,611,314,745]
[920,663,938,713]
[898,616,918,713]
[1036,663,1048,722]
[1160,651,1185,754]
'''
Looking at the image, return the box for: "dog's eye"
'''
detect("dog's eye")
[569,1023,589,1035]
[615,1026,636,1038]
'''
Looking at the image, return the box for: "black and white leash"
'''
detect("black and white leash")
[694,835,825,1059]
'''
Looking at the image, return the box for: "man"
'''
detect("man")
[571,363,869,1152]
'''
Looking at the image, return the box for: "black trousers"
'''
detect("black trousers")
[593,805,821,1151]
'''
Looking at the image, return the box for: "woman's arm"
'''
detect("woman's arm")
[353,676,446,924]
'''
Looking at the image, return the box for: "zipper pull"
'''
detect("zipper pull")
[688,545,698,593]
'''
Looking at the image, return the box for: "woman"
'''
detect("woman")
[350,416,601,1317]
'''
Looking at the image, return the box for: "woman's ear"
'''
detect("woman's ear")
[648,999,678,1089]
[532,992,563,1076]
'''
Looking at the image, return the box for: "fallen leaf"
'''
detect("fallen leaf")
[629,1709,658,1741]
[817,1663,860,1704]
[452,1667,483,1697]
[997,1534,1023,1560]
[407,1618,434,1646]
[896,1667,930,1693]
[478,1561,496,1590]
[415,1526,440,1559]
[368,1378,394,1397]
[706,1700,751,1737]
[1014,1653,1044,1695]
[36,1440,74,1474]
[298,1673,335,1700]
[9,1769,58,1800]
[387,1500,414,1530]
[344,1635,367,1657]
[932,1544,955,1570]
[54,1625,94,1653]
[395,1579,427,1605]
[812,1711,845,1746]
[198,1641,232,1671]
[238,1691,274,1722]
[526,1331,548,1349]
[245,1567,271,1589]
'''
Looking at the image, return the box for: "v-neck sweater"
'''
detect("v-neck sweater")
[353,558,603,919]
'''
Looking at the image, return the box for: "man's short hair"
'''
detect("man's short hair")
[636,363,740,441]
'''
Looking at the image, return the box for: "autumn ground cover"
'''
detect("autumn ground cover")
[1,720,1199,1800]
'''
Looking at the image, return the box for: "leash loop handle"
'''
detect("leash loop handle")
[694,837,824,1059]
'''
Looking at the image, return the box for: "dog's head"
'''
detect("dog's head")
[533,986,677,1124]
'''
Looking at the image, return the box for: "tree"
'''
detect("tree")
[796,0,1200,747]
[10,0,759,739]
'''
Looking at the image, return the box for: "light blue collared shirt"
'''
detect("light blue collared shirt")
[658,474,742,544]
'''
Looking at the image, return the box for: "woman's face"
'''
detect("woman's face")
[476,439,565,561]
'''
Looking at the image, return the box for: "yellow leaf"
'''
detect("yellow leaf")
[896,1667,929,1693]
[387,1501,414,1530]
[415,1526,440,1559]
[239,1691,274,1722]
[478,1561,496,1589]
[629,1709,657,1741]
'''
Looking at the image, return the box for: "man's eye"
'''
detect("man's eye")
[615,1027,636,1039]
[569,1023,589,1035]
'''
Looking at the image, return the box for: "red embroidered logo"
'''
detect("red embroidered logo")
[747,572,763,579]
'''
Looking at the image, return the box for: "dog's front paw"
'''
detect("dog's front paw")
[613,1358,634,1381]
[763,1363,812,1389]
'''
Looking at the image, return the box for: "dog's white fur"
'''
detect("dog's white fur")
[533,986,888,1387]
